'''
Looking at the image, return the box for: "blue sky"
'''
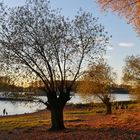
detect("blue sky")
[3,0,140,84]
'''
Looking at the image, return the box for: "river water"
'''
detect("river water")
[0,93,134,116]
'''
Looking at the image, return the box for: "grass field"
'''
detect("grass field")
[0,103,139,140]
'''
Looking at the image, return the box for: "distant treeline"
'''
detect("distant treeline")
[0,77,129,95]
[30,81,129,96]
[0,76,28,92]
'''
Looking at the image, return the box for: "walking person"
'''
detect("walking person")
[6,112,8,116]
[3,108,6,116]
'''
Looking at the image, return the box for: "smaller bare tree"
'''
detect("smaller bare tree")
[78,60,116,114]
[123,55,140,100]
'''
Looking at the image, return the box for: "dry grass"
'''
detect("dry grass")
[0,103,139,140]
[0,111,50,131]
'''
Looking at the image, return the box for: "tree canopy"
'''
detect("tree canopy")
[123,55,140,100]
[123,55,140,84]
[97,0,140,35]
[0,0,110,130]
[78,60,116,114]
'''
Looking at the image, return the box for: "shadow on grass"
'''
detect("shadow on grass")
[0,125,139,140]
[60,127,140,140]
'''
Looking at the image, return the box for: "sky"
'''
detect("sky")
[3,0,140,84]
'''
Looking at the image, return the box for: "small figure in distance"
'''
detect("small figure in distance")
[6,112,8,116]
[3,108,6,116]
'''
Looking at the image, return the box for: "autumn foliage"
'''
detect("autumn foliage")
[97,0,140,35]
[78,60,116,114]
[123,55,140,100]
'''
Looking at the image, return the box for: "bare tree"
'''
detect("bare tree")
[123,55,140,100]
[78,60,116,114]
[0,0,110,130]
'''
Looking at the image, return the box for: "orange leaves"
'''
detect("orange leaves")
[78,61,116,97]
[123,55,140,100]
[97,0,140,35]
[0,105,140,139]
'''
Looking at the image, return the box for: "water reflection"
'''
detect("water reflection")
[0,101,46,116]
[68,93,134,104]
[0,94,134,115]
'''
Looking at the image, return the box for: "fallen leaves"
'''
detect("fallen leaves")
[0,104,139,140]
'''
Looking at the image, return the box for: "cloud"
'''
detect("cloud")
[118,42,134,48]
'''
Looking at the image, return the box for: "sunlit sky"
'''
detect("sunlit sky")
[3,0,140,84]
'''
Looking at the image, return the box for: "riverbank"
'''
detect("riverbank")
[0,102,139,140]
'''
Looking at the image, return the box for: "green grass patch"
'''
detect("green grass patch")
[0,113,50,131]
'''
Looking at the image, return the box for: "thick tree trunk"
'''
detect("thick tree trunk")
[47,91,70,131]
[49,107,65,131]
[106,102,112,114]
